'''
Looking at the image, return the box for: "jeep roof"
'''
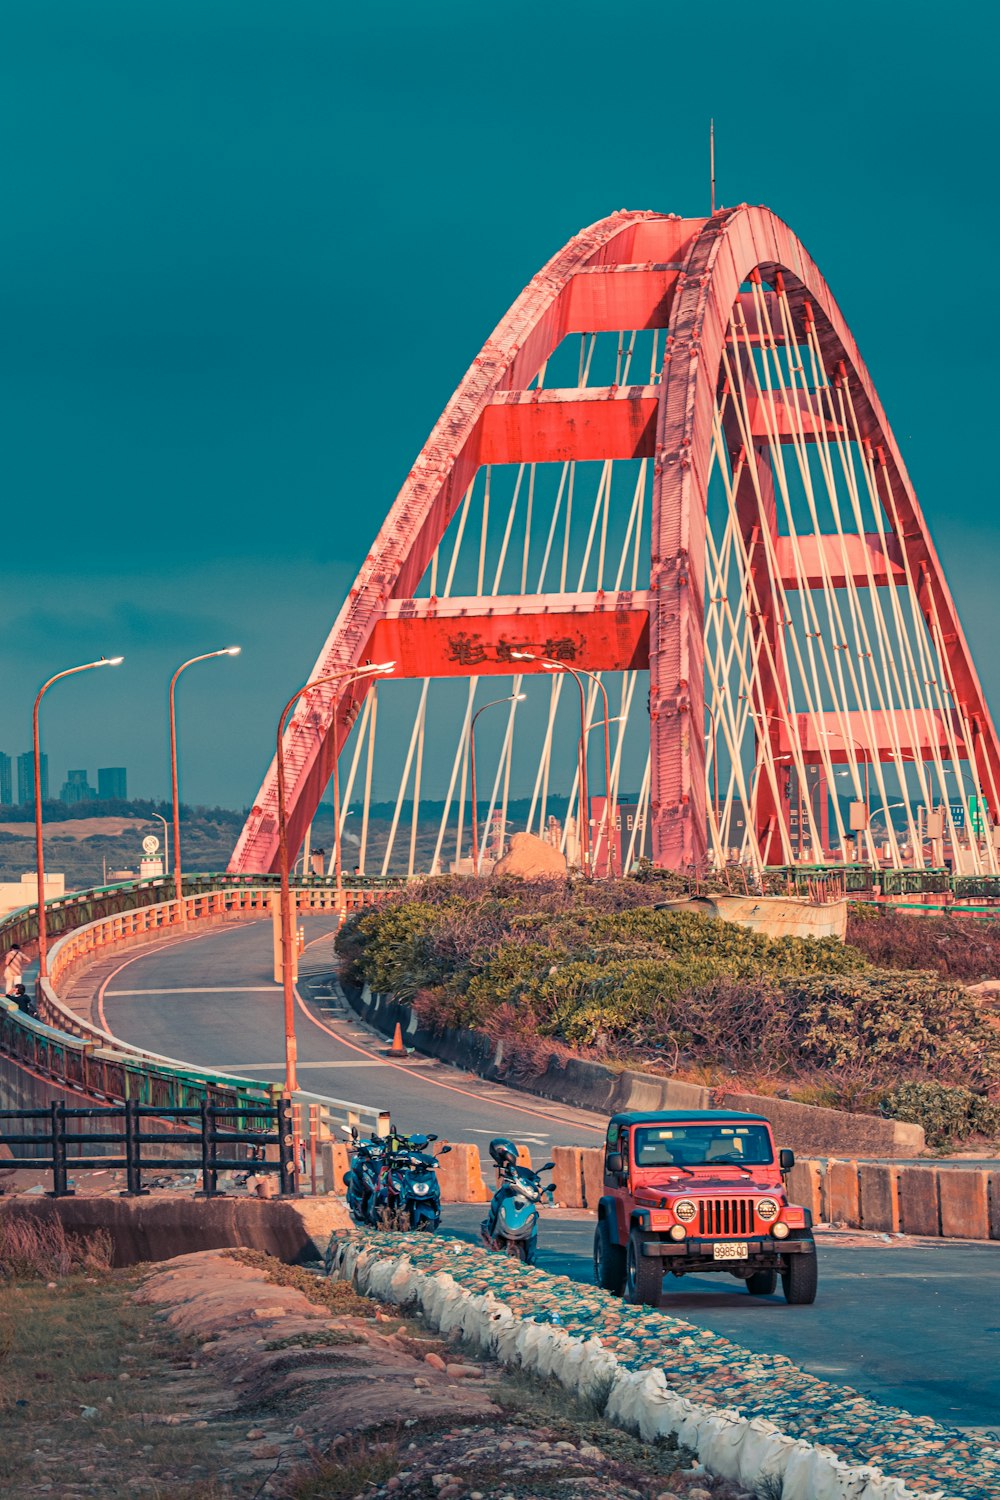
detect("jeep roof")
[607,1109,770,1128]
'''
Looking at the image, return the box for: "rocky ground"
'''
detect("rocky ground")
[0,1246,749,1500]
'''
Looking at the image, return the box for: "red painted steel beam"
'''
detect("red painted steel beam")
[479,387,657,466]
[743,389,845,442]
[370,592,650,678]
[775,533,905,590]
[778,710,955,763]
[562,265,680,332]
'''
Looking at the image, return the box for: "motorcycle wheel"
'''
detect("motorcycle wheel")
[505,1239,529,1261]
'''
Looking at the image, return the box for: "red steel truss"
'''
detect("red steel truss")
[230,205,1000,875]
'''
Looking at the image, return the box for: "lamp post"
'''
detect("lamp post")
[147,811,170,875]
[275,662,394,1094]
[33,656,124,979]
[169,648,241,906]
[511,654,601,877]
[583,715,625,875]
[468,694,526,873]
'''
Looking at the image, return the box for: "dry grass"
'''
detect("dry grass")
[0,1209,113,1281]
[0,1269,245,1498]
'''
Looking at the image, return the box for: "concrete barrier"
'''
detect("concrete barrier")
[436,1142,490,1203]
[897,1166,940,1237]
[858,1163,900,1232]
[553,1146,584,1208]
[823,1159,861,1225]
[938,1169,990,1240]
[581,1147,605,1210]
[991,1171,1000,1242]
[786,1159,822,1222]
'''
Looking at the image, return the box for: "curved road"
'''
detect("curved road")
[96,916,1000,1432]
[99,917,605,1149]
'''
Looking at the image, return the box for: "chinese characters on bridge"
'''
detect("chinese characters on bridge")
[446,632,585,668]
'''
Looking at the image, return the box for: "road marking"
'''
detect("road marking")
[104,986,277,996]
[293,988,604,1136]
[216,1060,388,1071]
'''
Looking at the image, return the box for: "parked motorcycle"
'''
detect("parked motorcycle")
[481,1138,555,1263]
[343,1127,385,1226]
[374,1129,450,1232]
[345,1124,450,1232]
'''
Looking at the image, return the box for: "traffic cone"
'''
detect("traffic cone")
[386,1021,408,1057]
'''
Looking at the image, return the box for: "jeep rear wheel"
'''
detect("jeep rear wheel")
[746,1269,777,1296]
[781,1233,818,1305]
[594,1219,626,1295]
[625,1229,662,1307]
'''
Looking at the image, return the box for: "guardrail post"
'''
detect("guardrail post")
[121,1098,148,1197]
[198,1097,218,1198]
[48,1101,74,1198]
[278,1092,297,1196]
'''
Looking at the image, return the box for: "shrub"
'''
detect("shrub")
[879,1081,1000,1148]
[846,904,1000,981]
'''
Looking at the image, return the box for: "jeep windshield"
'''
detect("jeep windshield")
[632,1124,774,1168]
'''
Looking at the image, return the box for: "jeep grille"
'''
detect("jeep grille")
[698,1197,756,1237]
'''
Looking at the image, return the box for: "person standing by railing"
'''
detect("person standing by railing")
[3,942,26,994]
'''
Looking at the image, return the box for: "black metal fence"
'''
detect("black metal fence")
[0,1095,297,1198]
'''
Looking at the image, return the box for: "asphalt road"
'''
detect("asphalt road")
[441,1204,1000,1432]
[98,917,606,1150]
[96,917,1000,1432]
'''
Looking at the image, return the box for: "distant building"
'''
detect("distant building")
[0,752,11,806]
[98,767,127,800]
[61,769,98,805]
[17,752,48,805]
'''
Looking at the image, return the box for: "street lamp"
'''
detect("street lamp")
[468,695,526,873]
[275,662,394,1094]
[169,648,241,905]
[511,653,613,877]
[33,656,124,979]
[147,811,170,876]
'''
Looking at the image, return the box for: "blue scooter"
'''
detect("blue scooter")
[374,1130,450,1232]
[481,1138,555,1263]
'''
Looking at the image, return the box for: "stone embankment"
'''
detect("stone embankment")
[328,1229,1000,1500]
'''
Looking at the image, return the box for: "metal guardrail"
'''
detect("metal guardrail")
[0,1096,297,1198]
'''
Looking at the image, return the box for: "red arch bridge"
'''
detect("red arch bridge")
[229,205,1000,885]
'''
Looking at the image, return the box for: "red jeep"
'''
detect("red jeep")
[593,1110,817,1306]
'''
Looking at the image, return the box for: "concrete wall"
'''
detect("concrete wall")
[657,895,848,941]
[0,1194,351,1266]
[349,985,925,1158]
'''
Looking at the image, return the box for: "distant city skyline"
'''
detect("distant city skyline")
[1,751,127,808]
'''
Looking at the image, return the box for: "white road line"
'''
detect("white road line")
[104,986,278,996]
[216,1060,389,1071]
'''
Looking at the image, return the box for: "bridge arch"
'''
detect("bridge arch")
[231,206,1000,876]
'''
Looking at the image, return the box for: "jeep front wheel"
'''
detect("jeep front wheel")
[625,1229,662,1307]
[781,1233,818,1305]
[594,1219,626,1295]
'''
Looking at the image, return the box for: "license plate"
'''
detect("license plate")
[713,1241,748,1261]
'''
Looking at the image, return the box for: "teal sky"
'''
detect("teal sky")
[1,1,995,807]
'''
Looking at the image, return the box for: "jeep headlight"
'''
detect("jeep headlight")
[673,1199,697,1224]
[772,1221,790,1239]
[756,1197,780,1222]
